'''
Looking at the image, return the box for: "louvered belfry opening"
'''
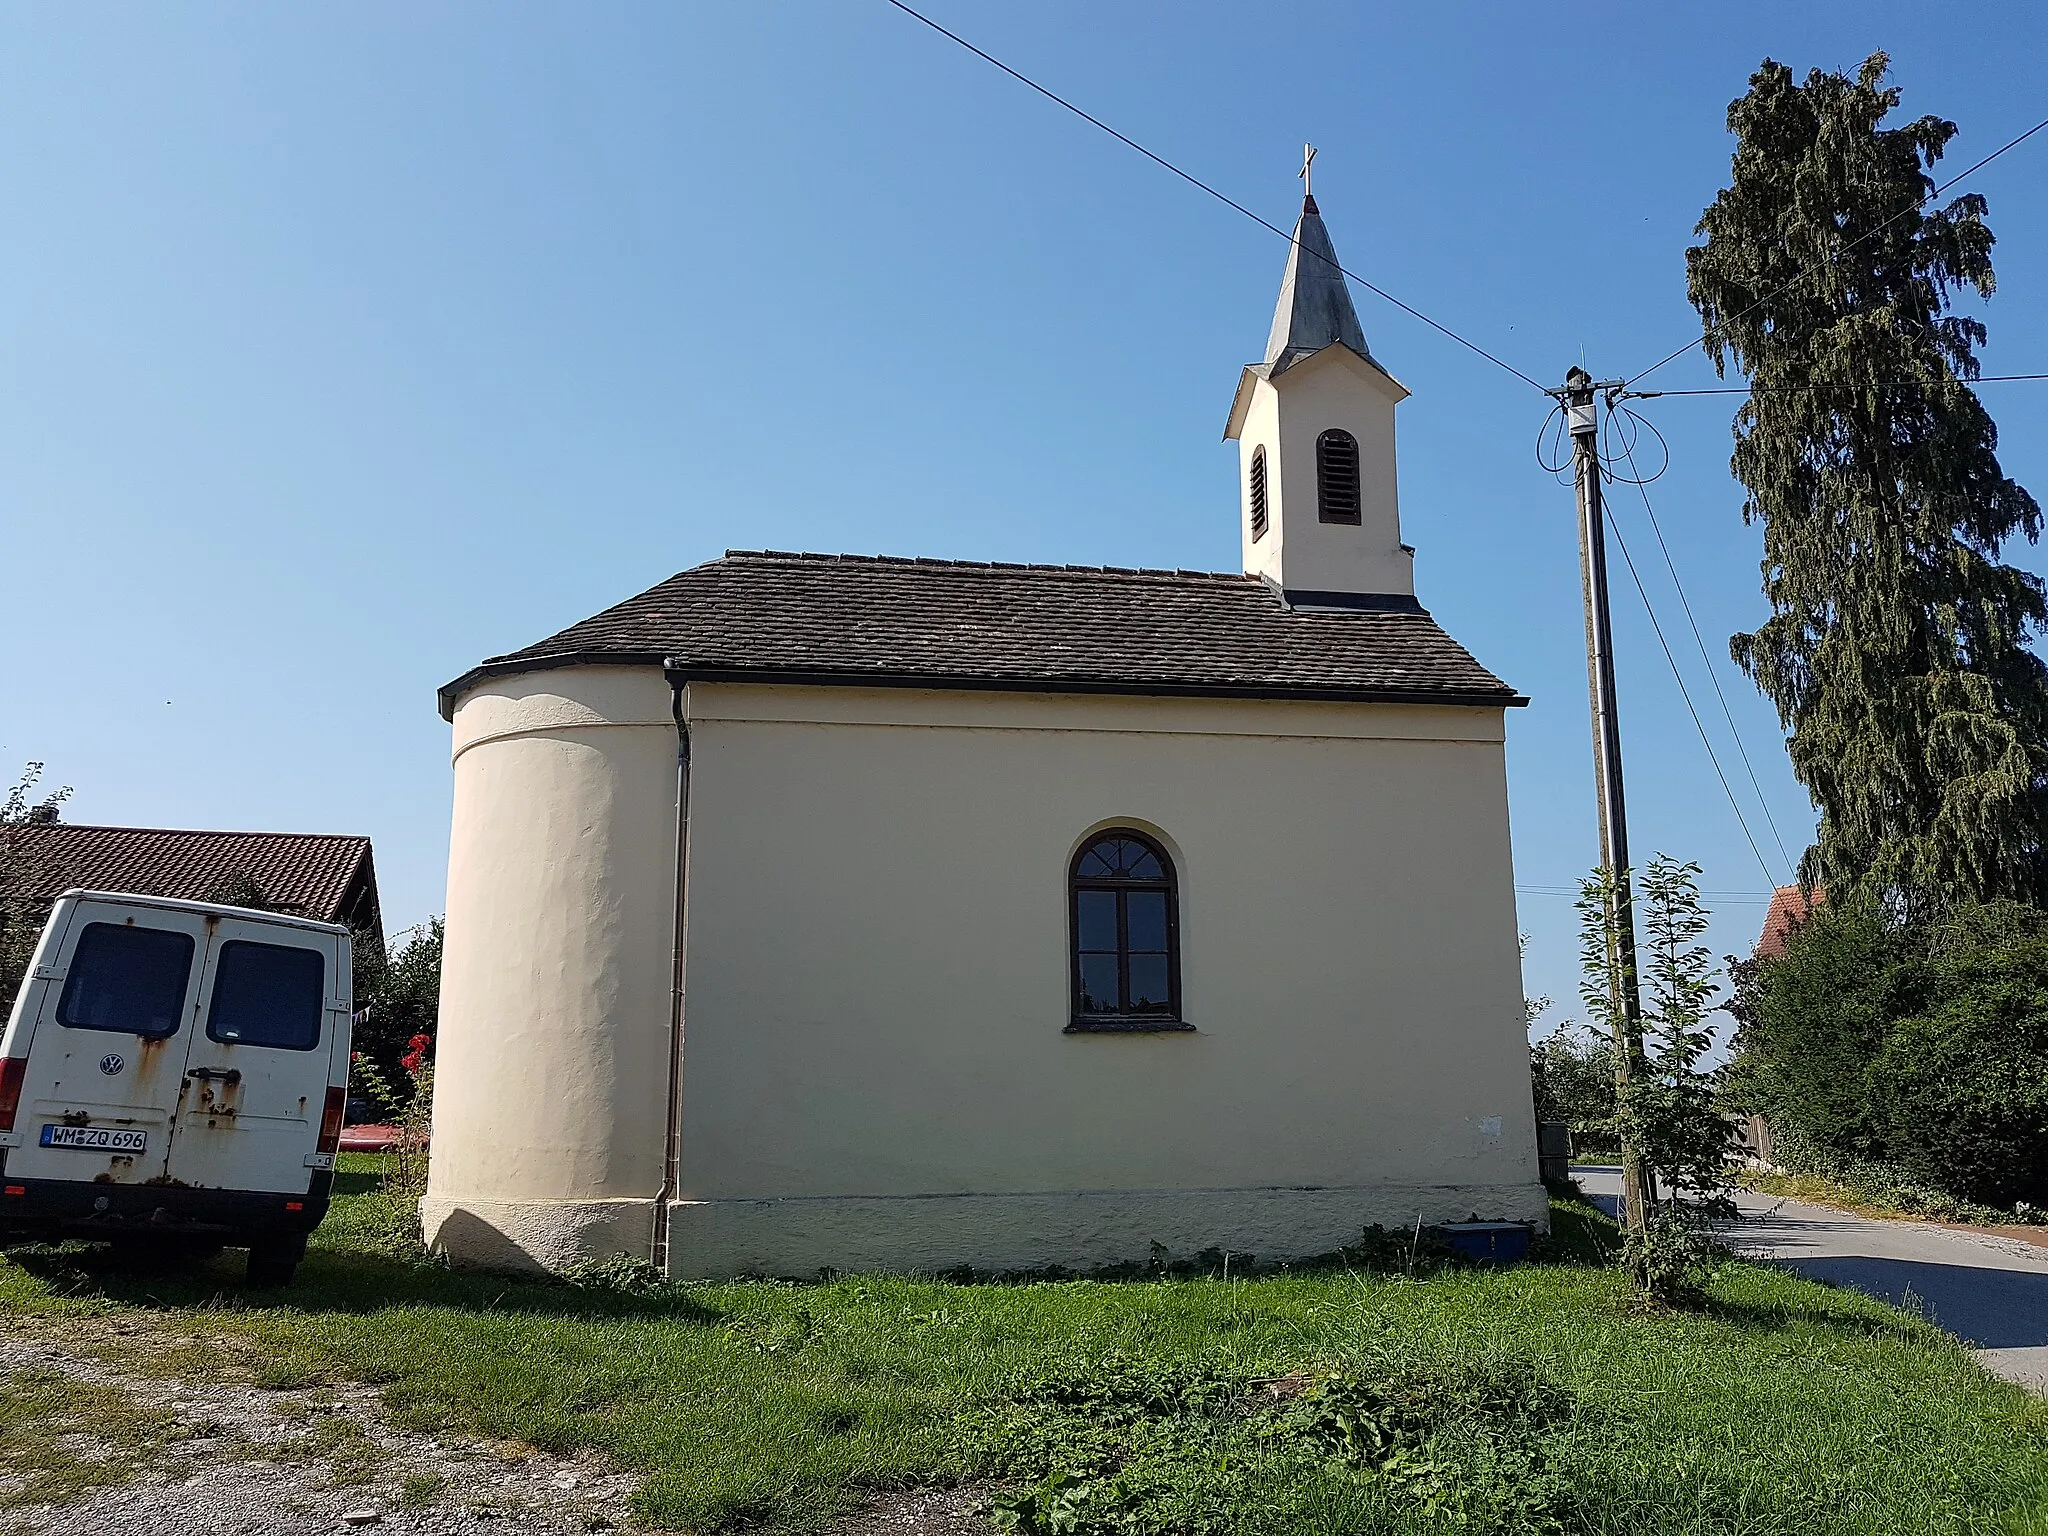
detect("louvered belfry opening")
[1249,446,1268,540]
[1316,429,1361,524]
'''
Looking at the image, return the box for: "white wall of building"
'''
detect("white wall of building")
[672,682,1538,1275]
[426,672,1542,1278]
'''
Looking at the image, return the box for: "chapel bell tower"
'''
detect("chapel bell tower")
[1223,156,1414,607]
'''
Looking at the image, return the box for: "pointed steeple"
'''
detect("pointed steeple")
[1262,193,1370,376]
[1225,160,1412,604]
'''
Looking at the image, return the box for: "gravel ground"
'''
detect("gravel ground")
[0,1327,994,1535]
[0,1329,645,1535]
[832,1488,995,1536]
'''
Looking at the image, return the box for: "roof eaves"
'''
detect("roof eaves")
[437,650,671,721]
[661,661,1528,709]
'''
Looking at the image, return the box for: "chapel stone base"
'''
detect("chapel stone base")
[421,1182,1549,1278]
[421,1194,657,1274]
[660,1184,1549,1279]
[421,1184,1548,1279]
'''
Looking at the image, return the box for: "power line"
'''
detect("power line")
[879,0,1548,393]
[1610,433,1800,878]
[1624,112,2048,392]
[1629,374,2048,398]
[1603,503,1788,888]
[1516,884,1774,904]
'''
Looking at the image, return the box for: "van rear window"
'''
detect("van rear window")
[206,940,325,1051]
[58,924,195,1038]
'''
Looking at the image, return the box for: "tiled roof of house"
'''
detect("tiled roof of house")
[0,823,379,929]
[1755,884,1822,960]
[439,550,1522,716]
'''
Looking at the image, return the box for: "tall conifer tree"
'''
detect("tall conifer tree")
[1687,54,2048,906]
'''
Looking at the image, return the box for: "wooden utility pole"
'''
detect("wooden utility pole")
[1561,366,1652,1237]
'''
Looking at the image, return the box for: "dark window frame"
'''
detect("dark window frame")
[1249,445,1268,541]
[55,922,195,1040]
[204,939,327,1052]
[1067,830,1189,1033]
[1316,428,1362,525]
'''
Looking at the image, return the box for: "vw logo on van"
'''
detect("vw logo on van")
[98,1053,125,1076]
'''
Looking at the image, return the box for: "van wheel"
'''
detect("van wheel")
[245,1234,306,1288]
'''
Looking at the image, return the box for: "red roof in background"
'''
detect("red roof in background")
[1755,884,1823,959]
[0,823,379,929]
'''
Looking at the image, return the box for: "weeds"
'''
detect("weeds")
[1620,1206,1729,1309]
[559,1254,672,1297]
[968,1356,1579,1535]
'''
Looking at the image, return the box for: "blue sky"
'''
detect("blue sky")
[5,2,2046,1030]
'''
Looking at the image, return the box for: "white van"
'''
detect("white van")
[0,890,353,1286]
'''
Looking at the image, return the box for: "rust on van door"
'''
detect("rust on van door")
[35,1014,190,1187]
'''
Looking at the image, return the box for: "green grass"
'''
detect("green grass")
[0,1177,2044,1534]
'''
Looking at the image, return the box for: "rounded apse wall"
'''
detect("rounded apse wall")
[423,665,678,1272]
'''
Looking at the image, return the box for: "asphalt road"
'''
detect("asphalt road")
[1573,1167,2048,1392]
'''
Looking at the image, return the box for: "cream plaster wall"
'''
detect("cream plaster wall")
[1235,347,1414,598]
[425,672,1541,1278]
[423,666,679,1272]
[668,682,1539,1277]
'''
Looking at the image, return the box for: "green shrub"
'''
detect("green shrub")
[1866,932,2048,1207]
[1529,1025,1617,1159]
[1732,895,2048,1209]
[1728,893,1915,1157]
[1764,1126,2023,1224]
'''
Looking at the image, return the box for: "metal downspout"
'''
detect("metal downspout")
[650,671,692,1272]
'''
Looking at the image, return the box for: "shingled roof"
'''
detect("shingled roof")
[0,824,380,932]
[439,550,1522,717]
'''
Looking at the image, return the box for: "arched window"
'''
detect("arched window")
[1248,446,1268,541]
[1069,831,1184,1030]
[1317,428,1361,524]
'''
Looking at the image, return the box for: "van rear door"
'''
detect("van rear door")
[165,914,347,1195]
[5,900,209,1186]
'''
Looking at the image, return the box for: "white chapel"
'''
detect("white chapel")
[424,189,1544,1277]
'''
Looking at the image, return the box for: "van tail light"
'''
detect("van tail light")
[317,1085,346,1154]
[0,1057,27,1134]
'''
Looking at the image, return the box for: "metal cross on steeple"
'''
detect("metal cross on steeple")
[1298,142,1317,201]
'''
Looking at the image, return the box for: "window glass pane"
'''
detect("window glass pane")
[206,940,325,1051]
[1078,845,1116,877]
[1125,891,1168,952]
[57,924,193,1038]
[1078,955,1120,1014]
[1077,890,1118,951]
[1127,850,1163,880]
[1128,956,1172,1011]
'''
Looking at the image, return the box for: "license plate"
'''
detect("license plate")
[39,1124,147,1153]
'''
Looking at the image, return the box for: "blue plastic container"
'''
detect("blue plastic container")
[1434,1220,1534,1266]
